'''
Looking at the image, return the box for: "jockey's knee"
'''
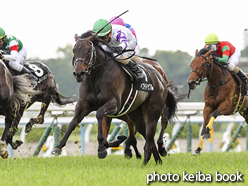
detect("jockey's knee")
[131,56,141,63]
[9,61,23,72]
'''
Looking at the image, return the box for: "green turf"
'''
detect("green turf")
[0,152,246,186]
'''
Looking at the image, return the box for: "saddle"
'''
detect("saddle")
[120,63,154,91]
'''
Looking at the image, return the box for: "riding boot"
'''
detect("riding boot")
[237,69,248,90]
[20,66,38,82]
[126,59,145,80]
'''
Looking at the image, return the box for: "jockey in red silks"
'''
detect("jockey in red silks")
[205,33,248,89]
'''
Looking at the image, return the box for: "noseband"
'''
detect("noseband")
[74,38,96,74]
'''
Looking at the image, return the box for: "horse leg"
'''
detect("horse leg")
[124,123,142,159]
[6,109,24,149]
[96,98,119,159]
[25,98,50,133]
[116,115,141,159]
[52,101,90,155]
[157,114,168,157]
[144,119,162,165]
[101,116,114,150]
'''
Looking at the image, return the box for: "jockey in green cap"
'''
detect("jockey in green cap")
[93,19,145,81]
[205,33,248,89]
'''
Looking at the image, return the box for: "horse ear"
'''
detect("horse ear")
[195,49,198,56]
[74,34,80,41]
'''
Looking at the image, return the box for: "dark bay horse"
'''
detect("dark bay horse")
[0,60,38,158]
[6,61,76,135]
[187,48,248,155]
[52,31,177,165]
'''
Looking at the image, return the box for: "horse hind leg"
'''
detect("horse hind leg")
[122,117,142,159]
[25,101,49,133]
[157,114,168,157]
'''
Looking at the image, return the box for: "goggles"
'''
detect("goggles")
[206,44,217,51]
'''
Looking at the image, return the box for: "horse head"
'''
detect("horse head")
[72,31,98,82]
[187,48,212,90]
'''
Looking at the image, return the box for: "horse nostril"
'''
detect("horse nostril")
[73,71,85,77]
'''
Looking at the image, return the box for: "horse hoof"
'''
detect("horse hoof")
[117,135,127,143]
[124,152,133,159]
[159,147,167,157]
[192,147,201,156]
[1,151,8,159]
[11,140,23,150]
[51,148,62,155]
[15,140,23,147]
[136,152,142,159]
[202,134,210,139]
[98,150,107,159]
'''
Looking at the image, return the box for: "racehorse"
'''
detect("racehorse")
[52,31,178,165]
[187,48,248,155]
[6,61,77,135]
[0,60,38,158]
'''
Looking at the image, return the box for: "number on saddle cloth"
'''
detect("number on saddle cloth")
[24,63,48,83]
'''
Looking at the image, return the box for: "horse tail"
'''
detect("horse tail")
[162,82,187,122]
[51,92,77,106]
[12,74,40,111]
[162,89,177,122]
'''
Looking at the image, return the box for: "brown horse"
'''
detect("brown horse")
[52,31,178,165]
[187,48,248,155]
[5,61,76,149]
[0,60,38,158]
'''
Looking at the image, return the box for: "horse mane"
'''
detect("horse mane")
[80,30,94,38]
[198,48,209,55]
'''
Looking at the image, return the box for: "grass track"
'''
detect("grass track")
[0,151,247,186]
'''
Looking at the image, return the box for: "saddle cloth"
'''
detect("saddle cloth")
[107,63,154,117]
[231,72,246,114]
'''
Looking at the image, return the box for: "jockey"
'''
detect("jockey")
[109,16,140,55]
[0,27,37,81]
[93,19,145,80]
[205,33,248,89]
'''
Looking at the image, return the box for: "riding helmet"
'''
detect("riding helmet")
[0,28,6,39]
[93,19,112,37]
[205,33,219,45]
[109,16,125,26]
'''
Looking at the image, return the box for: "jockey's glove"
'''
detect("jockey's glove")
[212,55,219,62]
[112,46,123,53]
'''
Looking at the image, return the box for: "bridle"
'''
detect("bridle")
[73,38,96,74]
[190,54,213,85]
[190,53,231,88]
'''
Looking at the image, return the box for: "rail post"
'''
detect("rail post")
[225,123,244,152]
[166,124,184,151]
[33,125,52,156]
[187,116,192,152]
[81,124,85,155]
[108,123,121,142]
